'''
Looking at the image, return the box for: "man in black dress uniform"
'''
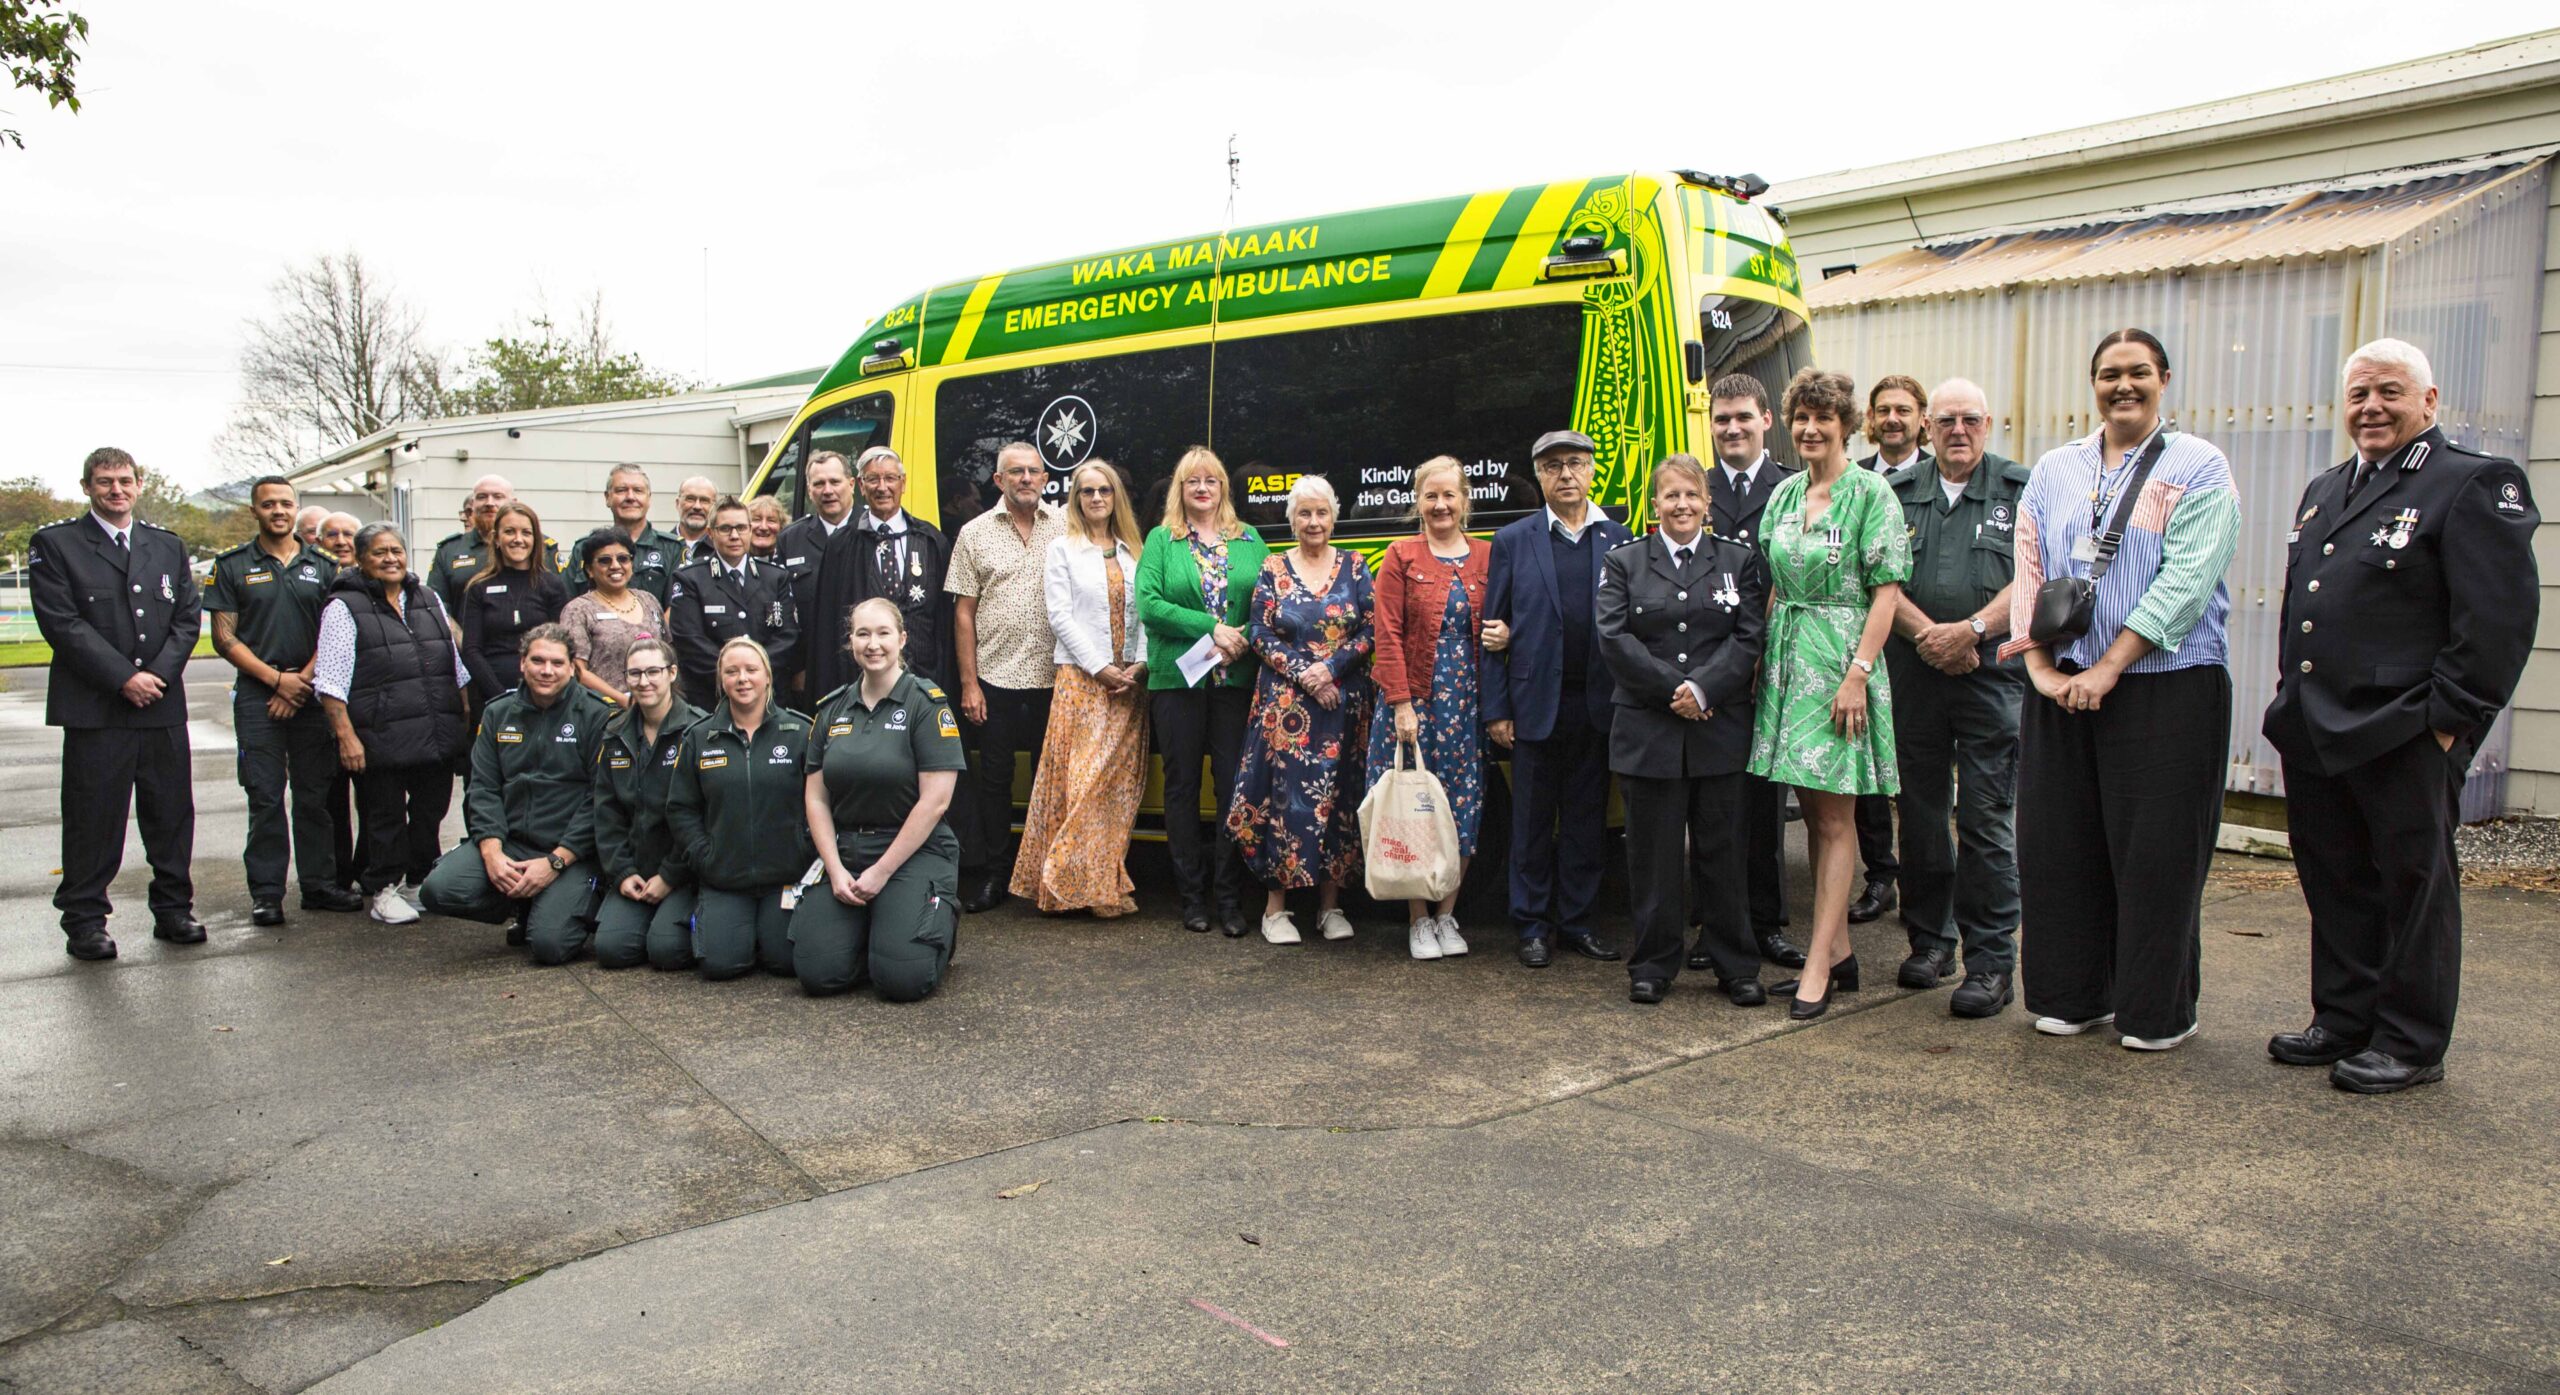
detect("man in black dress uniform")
[1705,374,1806,971]
[28,448,206,959]
[773,450,861,700]
[2263,339,2540,1094]
[666,496,800,709]
[206,476,364,925]
[810,447,952,696]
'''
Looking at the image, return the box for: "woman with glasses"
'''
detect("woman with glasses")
[459,502,570,705]
[666,636,812,979]
[1134,446,1267,936]
[561,529,667,702]
[591,638,706,970]
[1011,459,1150,916]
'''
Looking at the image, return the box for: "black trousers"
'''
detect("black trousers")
[2018,664,2229,1040]
[1152,683,1250,915]
[1741,773,1789,933]
[962,682,1053,872]
[1855,792,1900,885]
[57,725,195,934]
[2283,734,2466,1066]
[1624,771,1753,985]
[235,691,340,900]
[329,768,369,891]
[1890,660,2023,972]
[357,762,453,894]
[1508,697,1610,943]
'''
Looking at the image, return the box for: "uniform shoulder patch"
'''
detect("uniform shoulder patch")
[937,706,959,738]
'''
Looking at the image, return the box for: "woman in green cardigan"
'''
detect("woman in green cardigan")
[1136,447,1271,937]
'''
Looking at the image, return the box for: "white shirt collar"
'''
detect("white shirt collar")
[863,510,908,536]
[91,512,133,545]
[1659,527,1704,561]
[1722,452,1767,490]
[1544,504,1594,542]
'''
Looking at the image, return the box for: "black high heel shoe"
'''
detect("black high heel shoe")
[1773,954,1861,1020]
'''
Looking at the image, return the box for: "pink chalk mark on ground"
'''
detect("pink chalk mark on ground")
[1187,1297,1291,1348]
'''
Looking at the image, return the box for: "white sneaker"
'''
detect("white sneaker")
[368,885,420,925]
[1318,909,1355,941]
[2034,1012,2116,1036]
[1260,912,1301,945]
[396,880,427,913]
[1434,914,1468,957]
[2121,1024,2199,1052]
[1407,918,1443,960]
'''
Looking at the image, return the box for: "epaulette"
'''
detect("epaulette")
[134,517,178,536]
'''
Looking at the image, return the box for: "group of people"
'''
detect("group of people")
[32,328,2539,1086]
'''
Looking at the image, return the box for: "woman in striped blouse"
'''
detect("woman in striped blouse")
[2002,329,2240,1054]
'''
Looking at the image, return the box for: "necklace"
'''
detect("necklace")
[596,588,644,622]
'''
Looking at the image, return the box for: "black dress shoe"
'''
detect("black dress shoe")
[1722,977,1767,1007]
[1219,906,1250,938]
[1771,954,1860,999]
[961,877,1008,915]
[251,900,286,927]
[300,884,364,913]
[153,916,208,945]
[1685,948,1714,971]
[1561,933,1621,962]
[1517,937,1553,969]
[505,918,529,947]
[2268,1025,2365,1067]
[1181,908,1211,934]
[65,926,117,961]
[2330,1049,2444,1094]
[1898,946,1957,989]
[1628,977,1667,1005]
[1848,880,1897,924]
[1756,928,1807,970]
[1786,983,1833,1020]
[1950,970,2013,1018]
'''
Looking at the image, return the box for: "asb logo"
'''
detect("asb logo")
[1036,394,1097,475]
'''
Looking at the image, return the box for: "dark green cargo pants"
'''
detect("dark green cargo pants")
[789,828,959,1002]
[593,886,700,971]
[419,844,601,966]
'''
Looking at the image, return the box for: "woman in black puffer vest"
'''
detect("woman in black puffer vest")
[316,523,471,925]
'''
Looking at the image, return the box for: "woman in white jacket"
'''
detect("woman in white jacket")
[1010,459,1150,915]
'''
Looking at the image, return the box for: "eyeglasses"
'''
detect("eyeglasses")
[1930,414,1987,429]
[625,666,671,682]
[711,523,750,534]
[1076,485,1116,498]
[593,555,632,568]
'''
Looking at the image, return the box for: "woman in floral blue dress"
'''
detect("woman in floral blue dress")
[1226,475,1375,946]
[1367,457,1490,961]
[1749,368,1911,1018]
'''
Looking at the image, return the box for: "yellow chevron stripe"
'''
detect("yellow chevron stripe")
[1420,190,1509,299]
[939,275,1005,365]
[1489,180,1587,291]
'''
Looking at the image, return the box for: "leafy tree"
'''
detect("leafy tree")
[216,252,442,477]
[0,474,252,565]
[2,0,86,150]
[430,293,696,416]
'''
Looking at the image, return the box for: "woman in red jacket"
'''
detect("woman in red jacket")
[1367,456,1492,961]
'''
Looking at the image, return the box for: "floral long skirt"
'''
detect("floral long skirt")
[1011,663,1150,916]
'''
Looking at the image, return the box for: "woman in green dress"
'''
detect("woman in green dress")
[1749,368,1911,1018]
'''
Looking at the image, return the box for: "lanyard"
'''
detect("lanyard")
[2089,429,2159,532]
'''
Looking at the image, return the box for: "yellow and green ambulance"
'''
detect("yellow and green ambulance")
[746,169,1810,543]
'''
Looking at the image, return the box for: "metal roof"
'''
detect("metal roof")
[1770,27,2560,210]
[1806,154,2550,309]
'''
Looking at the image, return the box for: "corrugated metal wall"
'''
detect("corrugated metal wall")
[1810,159,2551,816]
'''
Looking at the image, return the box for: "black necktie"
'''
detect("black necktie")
[2350,458,2379,499]
[876,534,901,595]
[113,531,128,552]
[1673,545,1693,575]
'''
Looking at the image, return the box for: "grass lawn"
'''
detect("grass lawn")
[0,634,217,669]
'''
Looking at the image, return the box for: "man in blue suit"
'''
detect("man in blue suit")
[1483,430,1635,968]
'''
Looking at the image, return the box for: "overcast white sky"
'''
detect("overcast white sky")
[3,1,2551,494]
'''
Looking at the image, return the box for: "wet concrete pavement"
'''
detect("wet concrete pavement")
[2,660,2554,1392]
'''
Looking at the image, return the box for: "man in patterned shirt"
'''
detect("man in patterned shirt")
[945,442,1066,912]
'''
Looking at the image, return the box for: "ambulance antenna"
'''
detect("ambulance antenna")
[1208,134,1239,443]
[1225,133,1240,225]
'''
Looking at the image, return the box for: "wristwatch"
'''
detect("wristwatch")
[1968,616,1989,637]
[1849,656,1875,676]
[545,851,568,873]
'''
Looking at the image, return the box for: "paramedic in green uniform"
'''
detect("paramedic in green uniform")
[666,636,812,979]
[793,597,965,1001]
[590,636,705,970]
[419,624,611,962]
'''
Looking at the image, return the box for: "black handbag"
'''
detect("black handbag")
[2029,431,2171,647]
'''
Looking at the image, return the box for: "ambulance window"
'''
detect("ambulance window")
[1210,302,1581,539]
[1698,297,1811,461]
[932,344,1212,525]
[763,393,895,517]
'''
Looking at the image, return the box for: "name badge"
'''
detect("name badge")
[698,752,728,769]
[495,728,524,744]
[702,604,728,615]
[244,570,274,586]
[786,555,807,567]
[486,584,508,594]
[828,722,854,736]
[608,754,632,769]
[2070,535,2101,564]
